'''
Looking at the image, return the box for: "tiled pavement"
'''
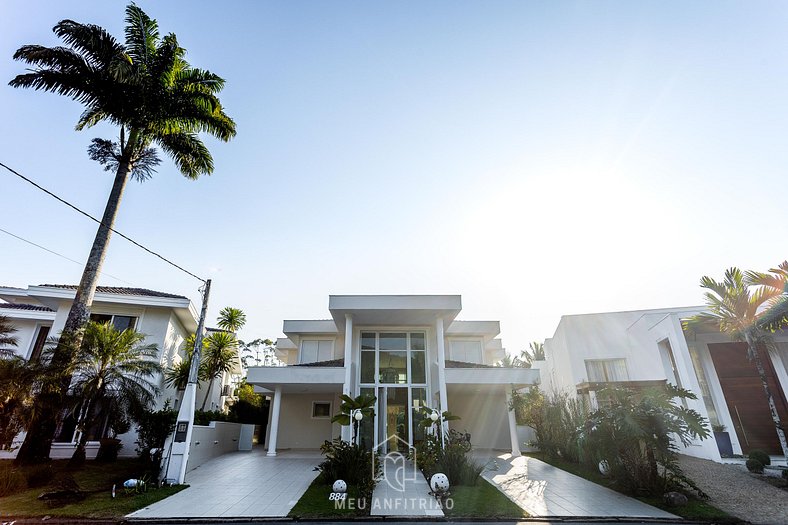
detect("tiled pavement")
[127,449,321,518]
[476,452,678,519]
[370,454,444,516]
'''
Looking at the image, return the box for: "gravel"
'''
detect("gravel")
[679,454,788,525]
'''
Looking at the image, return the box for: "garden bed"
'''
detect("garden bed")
[0,459,185,518]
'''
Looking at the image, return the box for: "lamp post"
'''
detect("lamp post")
[429,408,445,449]
[352,409,363,445]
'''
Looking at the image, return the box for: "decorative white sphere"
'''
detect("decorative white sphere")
[430,412,439,422]
[354,411,364,421]
[332,479,347,493]
[430,473,449,493]
[598,460,611,476]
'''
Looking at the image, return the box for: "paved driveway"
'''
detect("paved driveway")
[476,452,677,519]
[127,449,321,518]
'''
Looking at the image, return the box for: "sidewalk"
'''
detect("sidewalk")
[370,453,444,517]
[127,449,321,519]
[477,452,678,519]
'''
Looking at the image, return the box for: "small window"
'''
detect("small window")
[29,325,51,361]
[312,401,331,419]
[585,359,629,382]
[301,339,334,363]
[449,340,483,363]
[90,313,137,332]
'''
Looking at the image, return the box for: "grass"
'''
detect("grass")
[523,452,731,521]
[288,478,371,518]
[444,477,528,518]
[0,459,186,518]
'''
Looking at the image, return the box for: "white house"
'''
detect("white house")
[542,306,788,461]
[0,284,238,459]
[246,295,539,456]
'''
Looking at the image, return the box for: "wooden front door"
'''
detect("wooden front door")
[708,342,788,454]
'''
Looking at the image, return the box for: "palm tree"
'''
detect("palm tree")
[0,315,19,356]
[67,321,161,464]
[10,4,235,464]
[164,334,203,393]
[0,356,36,450]
[685,267,788,461]
[199,331,238,410]
[217,307,246,333]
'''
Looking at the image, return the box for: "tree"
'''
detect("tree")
[217,307,246,333]
[67,321,161,464]
[239,338,280,367]
[685,267,788,461]
[332,393,377,444]
[199,331,238,410]
[164,334,202,392]
[497,341,545,368]
[10,4,236,464]
[0,315,19,356]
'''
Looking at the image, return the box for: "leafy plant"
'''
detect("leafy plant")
[746,458,764,474]
[317,439,379,498]
[414,429,481,486]
[332,393,376,444]
[585,384,709,497]
[748,449,771,466]
[0,467,25,496]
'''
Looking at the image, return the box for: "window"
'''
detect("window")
[449,339,483,364]
[90,314,137,331]
[359,332,427,385]
[312,401,331,419]
[29,325,51,361]
[585,359,628,382]
[301,339,334,363]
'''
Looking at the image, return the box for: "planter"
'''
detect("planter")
[714,431,733,457]
[95,437,122,462]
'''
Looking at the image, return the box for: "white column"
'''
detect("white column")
[266,385,282,456]
[505,387,521,457]
[435,317,449,434]
[341,314,354,442]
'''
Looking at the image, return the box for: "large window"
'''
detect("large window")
[90,313,137,332]
[359,332,427,385]
[301,339,334,363]
[449,339,483,364]
[585,358,629,382]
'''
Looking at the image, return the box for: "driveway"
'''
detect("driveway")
[127,449,321,518]
[476,452,677,519]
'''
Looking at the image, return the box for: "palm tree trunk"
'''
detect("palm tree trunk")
[747,335,788,461]
[15,147,135,466]
[69,397,99,467]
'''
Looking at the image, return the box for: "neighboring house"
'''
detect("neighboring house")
[541,306,788,461]
[247,295,538,456]
[0,283,226,459]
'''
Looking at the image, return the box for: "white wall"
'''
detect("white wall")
[185,421,244,472]
[448,389,509,451]
[274,393,342,449]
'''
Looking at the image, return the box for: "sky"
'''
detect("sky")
[2,1,788,353]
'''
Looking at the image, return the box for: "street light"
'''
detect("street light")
[427,407,445,448]
[352,409,364,445]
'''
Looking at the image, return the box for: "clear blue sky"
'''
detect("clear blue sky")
[2,1,788,352]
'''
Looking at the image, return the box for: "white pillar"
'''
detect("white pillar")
[267,385,282,456]
[341,314,354,442]
[164,382,197,484]
[505,387,521,457]
[435,317,449,434]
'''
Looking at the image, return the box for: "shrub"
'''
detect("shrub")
[746,458,764,474]
[136,405,177,478]
[0,468,25,497]
[748,450,771,467]
[414,430,483,486]
[318,439,379,498]
[584,384,709,498]
[194,409,238,425]
[25,464,54,488]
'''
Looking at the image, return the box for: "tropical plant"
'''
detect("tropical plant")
[685,267,788,461]
[497,341,545,368]
[217,307,246,333]
[199,331,238,410]
[10,3,236,464]
[585,384,709,497]
[417,408,461,433]
[228,379,268,424]
[164,334,204,393]
[0,356,37,450]
[318,438,379,498]
[67,321,162,465]
[332,392,377,444]
[239,338,280,367]
[0,315,19,355]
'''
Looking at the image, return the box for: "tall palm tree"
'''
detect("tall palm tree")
[0,315,19,356]
[199,331,238,410]
[685,267,788,461]
[164,333,203,393]
[217,307,246,333]
[10,4,236,464]
[68,321,161,464]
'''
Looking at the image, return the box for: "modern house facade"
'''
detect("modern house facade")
[246,295,538,456]
[0,284,240,459]
[541,306,788,461]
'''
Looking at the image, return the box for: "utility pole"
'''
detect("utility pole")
[165,279,211,484]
